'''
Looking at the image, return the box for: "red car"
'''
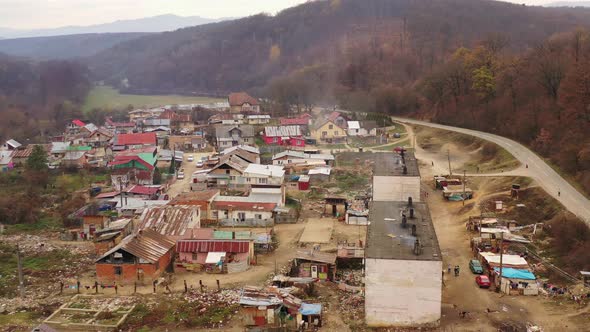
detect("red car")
[475,275,491,288]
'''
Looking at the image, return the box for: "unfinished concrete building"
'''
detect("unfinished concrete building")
[372,151,421,202]
[365,152,442,328]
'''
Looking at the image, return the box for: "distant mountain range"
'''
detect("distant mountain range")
[0,14,228,39]
[0,33,150,60]
[546,1,590,7]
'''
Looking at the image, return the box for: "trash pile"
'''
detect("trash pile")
[338,291,365,323]
[336,269,364,287]
[184,289,240,306]
[0,295,63,315]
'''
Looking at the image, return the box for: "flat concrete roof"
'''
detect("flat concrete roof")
[373,151,420,177]
[366,201,441,261]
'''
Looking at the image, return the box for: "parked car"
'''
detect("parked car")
[393,132,401,138]
[469,259,484,274]
[475,275,491,288]
[187,155,194,162]
[196,161,204,168]
[177,169,185,179]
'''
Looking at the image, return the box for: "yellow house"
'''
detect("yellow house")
[311,119,347,144]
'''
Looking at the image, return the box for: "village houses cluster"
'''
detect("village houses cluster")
[2,91,469,330]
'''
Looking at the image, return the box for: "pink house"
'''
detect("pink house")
[263,125,305,147]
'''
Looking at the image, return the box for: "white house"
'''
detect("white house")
[243,164,285,186]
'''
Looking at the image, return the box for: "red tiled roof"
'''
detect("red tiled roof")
[212,201,276,212]
[106,117,135,127]
[72,119,86,127]
[127,185,160,195]
[280,118,309,126]
[116,133,156,146]
[158,110,192,122]
[327,111,342,122]
[228,92,259,106]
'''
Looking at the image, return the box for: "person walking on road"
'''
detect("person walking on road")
[448,264,452,274]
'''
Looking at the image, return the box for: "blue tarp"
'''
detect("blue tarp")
[493,267,536,280]
[299,303,322,315]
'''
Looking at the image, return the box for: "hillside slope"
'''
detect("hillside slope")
[0,33,149,59]
[87,0,590,94]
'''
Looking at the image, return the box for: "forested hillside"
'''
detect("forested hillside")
[418,29,590,194]
[88,0,590,95]
[0,54,90,141]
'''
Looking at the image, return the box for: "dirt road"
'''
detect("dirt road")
[395,116,590,223]
[166,152,211,197]
[421,161,585,331]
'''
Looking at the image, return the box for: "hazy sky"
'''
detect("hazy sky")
[0,0,569,30]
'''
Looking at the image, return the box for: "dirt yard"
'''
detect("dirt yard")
[414,132,589,331]
[299,218,335,244]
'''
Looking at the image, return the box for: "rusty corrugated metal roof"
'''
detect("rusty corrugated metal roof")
[138,205,199,237]
[96,228,175,263]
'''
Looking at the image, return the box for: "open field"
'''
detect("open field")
[83,86,224,112]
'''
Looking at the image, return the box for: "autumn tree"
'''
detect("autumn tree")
[26,145,48,171]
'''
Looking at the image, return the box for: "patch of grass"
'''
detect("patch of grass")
[83,86,224,113]
[0,311,42,327]
[372,138,410,151]
[317,144,347,150]
[4,215,61,235]
[334,171,369,191]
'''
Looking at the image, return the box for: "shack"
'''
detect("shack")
[93,218,133,256]
[299,303,322,329]
[239,286,302,328]
[443,185,473,200]
[175,239,254,273]
[493,267,538,296]
[324,196,347,218]
[95,229,175,282]
[293,250,337,281]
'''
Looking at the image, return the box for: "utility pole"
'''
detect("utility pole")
[16,244,25,298]
[119,176,124,208]
[498,232,504,293]
[447,149,452,176]
[462,170,466,206]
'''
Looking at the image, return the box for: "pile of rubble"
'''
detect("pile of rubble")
[336,269,364,287]
[184,289,240,306]
[0,295,63,315]
[338,291,365,323]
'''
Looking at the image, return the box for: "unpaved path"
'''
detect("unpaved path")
[395,116,590,223]
[416,131,586,331]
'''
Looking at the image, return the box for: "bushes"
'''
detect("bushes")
[545,215,590,271]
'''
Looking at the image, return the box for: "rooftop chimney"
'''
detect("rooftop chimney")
[411,224,417,236]
[413,238,422,255]
[402,214,407,228]
[409,208,414,219]
[408,197,413,207]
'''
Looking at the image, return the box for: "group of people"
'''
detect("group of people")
[447,264,460,277]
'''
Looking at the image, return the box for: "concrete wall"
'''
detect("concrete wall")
[372,176,421,202]
[365,258,442,327]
